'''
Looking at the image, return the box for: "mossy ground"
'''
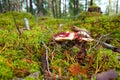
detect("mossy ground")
[0,12,120,79]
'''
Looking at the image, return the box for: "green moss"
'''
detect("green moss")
[0,12,120,79]
[0,11,36,30]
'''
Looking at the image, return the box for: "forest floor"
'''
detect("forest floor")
[0,12,120,80]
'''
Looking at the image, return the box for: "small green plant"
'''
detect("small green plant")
[92,48,120,74]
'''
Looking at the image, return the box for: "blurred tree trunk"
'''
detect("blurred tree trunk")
[73,0,79,16]
[90,0,93,6]
[38,0,44,16]
[55,0,58,17]
[3,0,8,11]
[116,0,119,14]
[59,0,61,18]
[29,0,33,13]
[108,0,111,15]
[12,0,22,12]
[48,0,51,11]
[52,0,55,17]
[85,0,87,11]
[63,0,66,16]
[26,0,28,12]
[69,0,76,16]
[7,0,11,11]
[75,0,79,14]
[2,0,10,11]
[0,0,22,12]
[0,0,3,12]
[73,0,75,16]
[76,0,78,8]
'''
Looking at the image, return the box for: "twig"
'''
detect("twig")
[46,26,57,61]
[11,11,22,35]
[41,41,50,72]
[0,43,6,53]
[93,35,103,48]
[25,44,34,56]
[51,46,56,62]
[93,32,114,48]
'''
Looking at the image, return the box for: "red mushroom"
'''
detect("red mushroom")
[53,30,94,42]
[53,31,77,41]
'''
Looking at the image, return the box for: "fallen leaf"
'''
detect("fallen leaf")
[68,63,86,76]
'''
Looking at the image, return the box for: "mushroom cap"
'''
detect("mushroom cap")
[53,32,77,41]
[53,31,94,42]
[71,26,90,34]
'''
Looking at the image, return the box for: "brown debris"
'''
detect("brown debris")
[14,68,30,78]
[41,53,48,73]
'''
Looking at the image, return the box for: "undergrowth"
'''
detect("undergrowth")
[0,11,120,79]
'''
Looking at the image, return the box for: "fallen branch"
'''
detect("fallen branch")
[93,32,113,48]
[101,42,120,53]
[41,41,72,80]
[93,32,120,53]
[41,41,50,72]
[93,38,120,53]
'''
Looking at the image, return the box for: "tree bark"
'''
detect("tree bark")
[59,0,61,18]
[73,0,76,16]
[75,0,79,15]
[108,0,111,15]
[90,0,93,6]
[30,0,33,14]
[63,0,67,16]
[76,0,78,8]
[0,0,3,12]
[38,0,44,16]
[48,0,51,11]
[4,0,9,11]
[26,0,28,12]
[52,0,55,17]
[55,0,58,17]
[85,0,87,11]
[116,0,119,14]
[7,0,11,11]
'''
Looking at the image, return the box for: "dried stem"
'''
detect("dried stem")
[0,43,6,53]
[93,35,103,48]
[42,41,50,72]
[93,32,114,48]
[11,11,22,35]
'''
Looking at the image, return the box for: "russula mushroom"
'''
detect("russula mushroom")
[53,29,94,42]
[53,32,77,41]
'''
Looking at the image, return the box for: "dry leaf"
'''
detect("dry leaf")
[68,63,80,76]
[68,63,86,76]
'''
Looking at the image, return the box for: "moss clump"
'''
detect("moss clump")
[77,11,101,20]
[0,11,36,30]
